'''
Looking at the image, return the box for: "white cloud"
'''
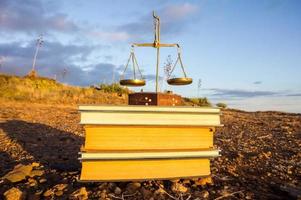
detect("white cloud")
[214,96,301,113]
[163,3,199,21]
[89,31,130,42]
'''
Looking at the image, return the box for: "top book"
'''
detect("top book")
[79,105,221,126]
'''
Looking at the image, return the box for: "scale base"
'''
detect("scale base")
[128,92,183,106]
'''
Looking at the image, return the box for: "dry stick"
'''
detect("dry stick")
[212,174,233,181]
[185,194,192,200]
[123,191,138,198]
[108,191,138,200]
[258,134,271,139]
[153,181,178,200]
[214,190,244,200]
[108,194,124,200]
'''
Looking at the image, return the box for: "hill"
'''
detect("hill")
[0,73,128,105]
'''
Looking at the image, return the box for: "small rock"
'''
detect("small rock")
[100,190,107,199]
[39,178,47,183]
[2,164,33,183]
[114,187,122,195]
[28,178,38,187]
[108,182,117,191]
[29,170,44,177]
[171,182,188,193]
[195,177,213,186]
[32,162,40,167]
[43,189,54,197]
[53,183,68,191]
[4,187,24,200]
[70,187,88,200]
[126,182,141,194]
[55,190,64,196]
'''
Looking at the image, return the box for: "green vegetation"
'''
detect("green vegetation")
[183,97,212,107]
[0,73,127,104]
[98,83,130,94]
[216,102,227,108]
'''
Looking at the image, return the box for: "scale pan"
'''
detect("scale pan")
[120,79,146,87]
[167,77,193,85]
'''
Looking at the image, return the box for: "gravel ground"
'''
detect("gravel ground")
[0,101,300,200]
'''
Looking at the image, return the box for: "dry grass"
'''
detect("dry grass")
[0,73,127,105]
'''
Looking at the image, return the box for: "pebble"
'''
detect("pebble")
[53,183,68,191]
[114,187,122,195]
[28,178,38,187]
[70,187,88,200]
[195,177,213,186]
[43,189,54,197]
[55,190,64,196]
[171,182,188,193]
[4,187,24,200]
[2,164,33,183]
[39,178,47,183]
[32,162,40,167]
[29,170,44,177]
[126,182,141,193]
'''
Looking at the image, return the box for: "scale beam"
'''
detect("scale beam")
[132,43,180,48]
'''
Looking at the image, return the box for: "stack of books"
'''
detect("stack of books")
[79,105,221,181]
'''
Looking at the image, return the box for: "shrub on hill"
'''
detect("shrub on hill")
[216,102,227,108]
[97,83,130,94]
[183,97,212,107]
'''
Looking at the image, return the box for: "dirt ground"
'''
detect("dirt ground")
[0,101,300,199]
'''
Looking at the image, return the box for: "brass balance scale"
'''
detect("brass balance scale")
[78,12,221,181]
[119,11,193,91]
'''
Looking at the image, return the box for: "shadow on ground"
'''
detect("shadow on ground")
[0,120,83,171]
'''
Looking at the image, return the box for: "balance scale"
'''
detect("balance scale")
[79,12,221,181]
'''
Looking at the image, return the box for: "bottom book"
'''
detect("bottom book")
[80,158,210,181]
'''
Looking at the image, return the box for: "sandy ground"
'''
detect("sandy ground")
[0,101,300,199]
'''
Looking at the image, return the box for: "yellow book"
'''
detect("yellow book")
[84,125,214,150]
[80,159,210,181]
[79,105,221,126]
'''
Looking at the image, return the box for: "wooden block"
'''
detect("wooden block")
[80,158,210,181]
[84,126,213,150]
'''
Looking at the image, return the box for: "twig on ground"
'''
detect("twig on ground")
[108,191,138,200]
[212,174,233,181]
[258,134,271,139]
[214,190,244,200]
[108,194,124,200]
[153,181,178,200]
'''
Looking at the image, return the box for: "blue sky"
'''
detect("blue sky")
[0,0,301,112]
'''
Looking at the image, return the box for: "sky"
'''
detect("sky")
[0,0,301,113]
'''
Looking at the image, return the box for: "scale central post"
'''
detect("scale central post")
[131,12,181,92]
[154,12,160,93]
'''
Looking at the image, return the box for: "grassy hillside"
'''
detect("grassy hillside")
[0,73,128,105]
